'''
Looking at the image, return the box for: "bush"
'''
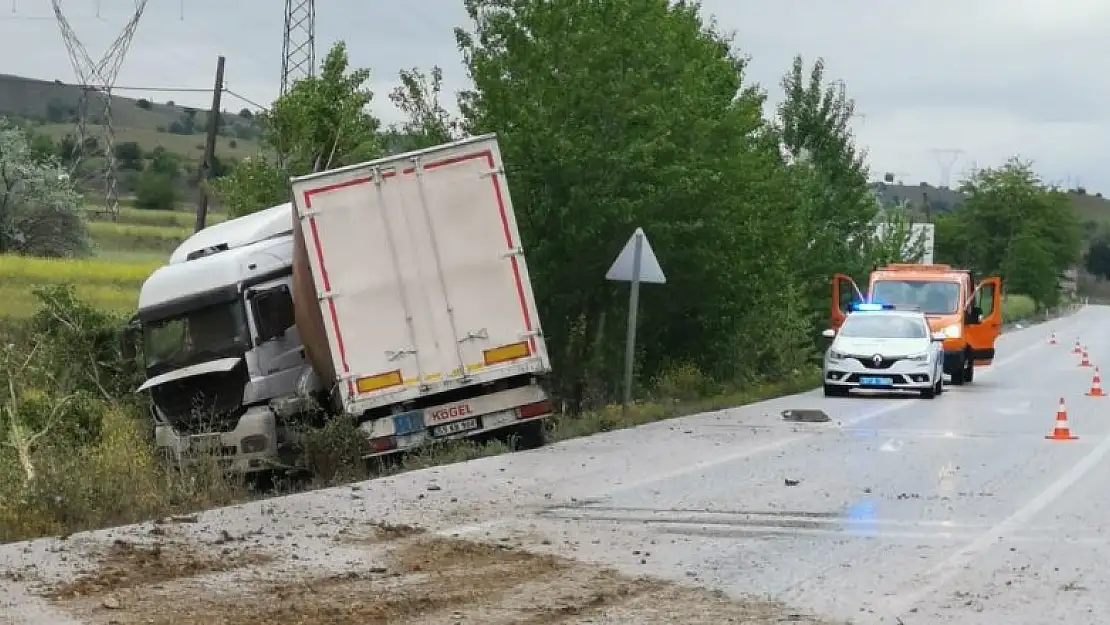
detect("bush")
[134,169,178,210]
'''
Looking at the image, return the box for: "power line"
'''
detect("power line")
[221,88,268,112]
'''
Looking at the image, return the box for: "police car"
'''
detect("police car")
[821,302,945,399]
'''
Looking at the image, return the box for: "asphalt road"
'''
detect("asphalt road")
[3,305,1108,624]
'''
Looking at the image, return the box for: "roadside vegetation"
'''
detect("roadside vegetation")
[0,0,1085,543]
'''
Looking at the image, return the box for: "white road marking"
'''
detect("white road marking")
[875,424,1110,619]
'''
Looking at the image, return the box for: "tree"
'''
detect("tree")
[1084,236,1110,279]
[775,55,878,299]
[455,0,800,405]
[135,98,152,110]
[134,169,177,211]
[386,66,458,152]
[114,141,143,171]
[208,155,288,218]
[935,158,1081,307]
[0,120,89,257]
[212,41,383,217]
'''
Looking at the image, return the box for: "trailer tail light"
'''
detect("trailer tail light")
[483,341,531,366]
[517,399,552,420]
[368,435,396,454]
[356,370,403,394]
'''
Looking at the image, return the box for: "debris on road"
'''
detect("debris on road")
[19,527,841,624]
[781,409,831,423]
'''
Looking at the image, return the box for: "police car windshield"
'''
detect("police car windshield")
[840,314,927,339]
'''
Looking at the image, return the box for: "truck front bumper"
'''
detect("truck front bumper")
[154,406,285,474]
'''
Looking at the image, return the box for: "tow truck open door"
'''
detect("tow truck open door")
[831,273,861,331]
[964,276,1002,365]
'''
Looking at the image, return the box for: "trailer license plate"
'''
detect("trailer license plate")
[432,418,479,438]
[860,376,893,386]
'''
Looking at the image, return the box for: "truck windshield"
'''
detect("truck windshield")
[870,280,961,315]
[143,302,249,373]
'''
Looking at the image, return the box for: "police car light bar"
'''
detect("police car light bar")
[849,302,896,312]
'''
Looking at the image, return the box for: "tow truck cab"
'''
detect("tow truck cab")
[830,264,1002,385]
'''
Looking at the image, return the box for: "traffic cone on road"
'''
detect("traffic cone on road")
[1049,332,1057,345]
[1046,398,1078,440]
[1074,339,1083,354]
[1087,368,1106,397]
[1080,348,1092,368]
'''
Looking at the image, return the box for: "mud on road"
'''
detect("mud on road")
[12,519,838,624]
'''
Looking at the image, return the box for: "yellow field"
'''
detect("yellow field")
[0,255,160,319]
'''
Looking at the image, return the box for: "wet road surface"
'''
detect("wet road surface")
[3,306,1107,624]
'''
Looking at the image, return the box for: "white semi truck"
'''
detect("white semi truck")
[134,135,554,474]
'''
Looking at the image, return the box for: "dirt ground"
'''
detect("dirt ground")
[14,519,839,625]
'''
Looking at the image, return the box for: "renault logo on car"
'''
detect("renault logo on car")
[872,354,883,365]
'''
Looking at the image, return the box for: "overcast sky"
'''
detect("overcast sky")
[1,0,1107,191]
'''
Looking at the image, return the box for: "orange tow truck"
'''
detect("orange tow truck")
[831,264,1003,385]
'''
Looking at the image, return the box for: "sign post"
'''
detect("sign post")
[606,227,666,409]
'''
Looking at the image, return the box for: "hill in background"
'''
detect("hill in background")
[1,72,1108,230]
[872,181,1110,235]
[0,73,263,162]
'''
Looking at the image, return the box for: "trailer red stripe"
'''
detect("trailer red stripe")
[298,148,538,392]
[482,152,537,353]
[302,193,354,396]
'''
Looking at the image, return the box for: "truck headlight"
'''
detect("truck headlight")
[942,324,961,339]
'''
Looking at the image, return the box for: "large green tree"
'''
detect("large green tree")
[774,56,881,312]
[935,158,1081,307]
[212,42,382,217]
[456,0,801,406]
[384,66,459,152]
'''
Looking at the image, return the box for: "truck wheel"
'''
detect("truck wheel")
[963,354,975,383]
[510,419,547,450]
[949,356,966,386]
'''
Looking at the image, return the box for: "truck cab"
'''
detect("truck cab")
[135,204,312,473]
[831,264,1002,385]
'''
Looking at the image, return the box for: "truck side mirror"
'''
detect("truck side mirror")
[821,328,836,339]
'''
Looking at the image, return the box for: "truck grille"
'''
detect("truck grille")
[149,361,247,434]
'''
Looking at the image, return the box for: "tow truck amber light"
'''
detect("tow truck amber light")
[356,370,403,394]
[483,341,531,366]
[517,399,552,420]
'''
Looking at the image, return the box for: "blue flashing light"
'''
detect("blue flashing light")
[849,301,895,312]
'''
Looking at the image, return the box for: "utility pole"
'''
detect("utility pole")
[195,55,225,233]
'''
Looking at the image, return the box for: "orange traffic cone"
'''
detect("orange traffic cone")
[1046,398,1078,440]
[1087,368,1105,397]
[1049,332,1057,345]
[1080,349,1092,368]
[1074,339,1083,354]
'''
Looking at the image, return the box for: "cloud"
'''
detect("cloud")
[0,0,1104,190]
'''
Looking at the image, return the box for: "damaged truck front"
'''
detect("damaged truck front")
[134,134,554,475]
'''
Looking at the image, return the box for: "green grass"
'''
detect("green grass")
[87,221,190,255]
[0,255,159,319]
[1001,294,1036,324]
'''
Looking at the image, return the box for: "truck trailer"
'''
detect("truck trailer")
[134,135,553,474]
